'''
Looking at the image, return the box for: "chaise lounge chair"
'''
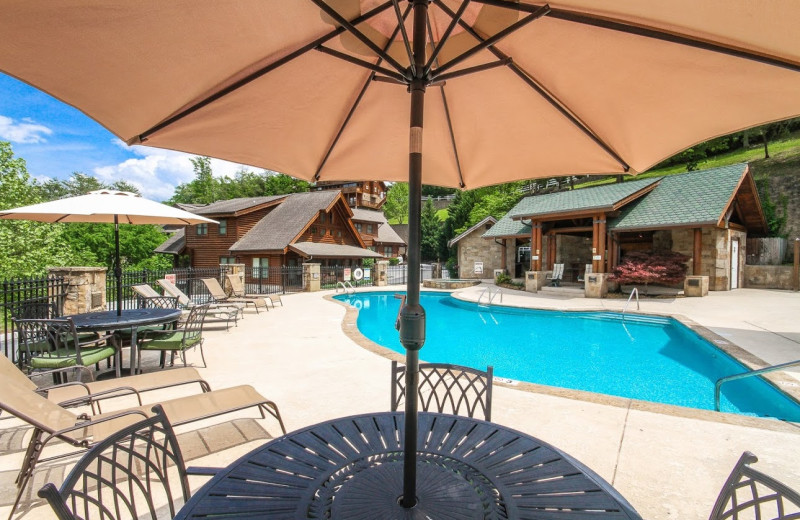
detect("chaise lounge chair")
[546,263,565,287]
[577,263,593,282]
[201,277,265,314]
[0,366,285,518]
[158,278,242,329]
[225,273,282,309]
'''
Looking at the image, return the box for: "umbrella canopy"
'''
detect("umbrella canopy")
[2,1,800,510]
[0,190,217,315]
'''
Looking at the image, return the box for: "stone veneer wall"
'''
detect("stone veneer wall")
[457,231,504,279]
[743,265,794,289]
[47,267,107,315]
[671,227,746,291]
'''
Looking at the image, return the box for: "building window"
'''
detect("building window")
[196,224,207,236]
[218,219,227,235]
[310,226,317,235]
[319,227,326,236]
[366,224,374,234]
[320,213,326,224]
[384,246,393,256]
[220,256,235,264]
[253,257,268,278]
[355,223,362,232]
[337,230,342,238]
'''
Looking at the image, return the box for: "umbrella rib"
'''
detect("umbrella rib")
[424,0,471,75]
[391,0,416,77]
[547,8,800,74]
[310,0,409,77]
[135,1,394,143]
[315,46,407,83]
[433,0,630,173]
[313,3,414,181]
[426,10,465,189]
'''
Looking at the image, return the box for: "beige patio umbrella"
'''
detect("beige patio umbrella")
[0,190,217,315]
[2,0,800,508]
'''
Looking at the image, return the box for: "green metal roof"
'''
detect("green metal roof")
[507,177,660,219]
[482,213,530,238]
[609,163,747,230]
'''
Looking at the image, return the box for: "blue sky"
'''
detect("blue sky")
[0,73,254,201]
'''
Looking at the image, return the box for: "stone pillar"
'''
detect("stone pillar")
[524,271,547,293]
[684,275,709,297]
[375,261,389,287]
[48,267,107,315]
[225,263,246,293]
[302,263,320,292]
[584,272,609,299]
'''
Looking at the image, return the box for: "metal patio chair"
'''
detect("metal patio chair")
[157,278,242,329]
[391,361,493,421]
[709,451,800,520]
[38,405,191,520]
[13,317,120,380]
[225,273,274,309]
[546,263,565,286]
[137,304,210,369]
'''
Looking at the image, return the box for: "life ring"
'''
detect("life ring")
[353,268,364,280]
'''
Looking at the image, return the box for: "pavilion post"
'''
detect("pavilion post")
[399,0,429,508]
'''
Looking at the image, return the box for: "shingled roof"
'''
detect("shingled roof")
[609,163,765,232]
[351,208,386,223]
[508,177,660,220]
[154,228,185,255]
[482,213,531,239]
[230,191,343,252]
[290,242,384,259]
[191,195,286,216]
[447,216,497,248]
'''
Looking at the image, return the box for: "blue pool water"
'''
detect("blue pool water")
[335,291,800,422]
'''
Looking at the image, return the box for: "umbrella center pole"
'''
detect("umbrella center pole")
[400,0,430,510]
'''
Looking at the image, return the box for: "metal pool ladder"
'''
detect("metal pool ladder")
[478,286,503,307]
[714,358,800,411]
[336,281,355,294]
[622,287,639,320]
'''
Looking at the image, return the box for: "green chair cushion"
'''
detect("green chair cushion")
[139,333,201,352]
[30,346,117,369]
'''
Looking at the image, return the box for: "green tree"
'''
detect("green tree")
[384,182,409,224]
[0,142,79,277]
[420,198,441,261]
[170,156,217,204]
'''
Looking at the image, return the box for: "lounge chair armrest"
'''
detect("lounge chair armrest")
[58,386,144,409]
[28,366,93,382]
[44,409,151,447]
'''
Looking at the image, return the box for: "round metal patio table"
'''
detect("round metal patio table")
[175,411,642,520]
[66,308,181,376]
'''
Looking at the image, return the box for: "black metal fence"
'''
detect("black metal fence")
[319,264,435,290]
[241,266,304,294]
[1,276,69,363]
[109,267,229,311]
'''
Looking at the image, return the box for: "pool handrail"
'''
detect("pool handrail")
[714,358,800,412]
[622,287,639,320]
[478,286,503,307]
[336,281,355,294]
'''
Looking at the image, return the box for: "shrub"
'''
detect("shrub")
[495,272,512,285]
[610,250,690,294]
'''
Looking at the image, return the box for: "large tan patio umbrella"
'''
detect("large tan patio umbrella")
[2,0,800,508]
[0,190,217,316]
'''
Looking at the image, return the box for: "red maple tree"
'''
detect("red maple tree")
[610,250,690,294]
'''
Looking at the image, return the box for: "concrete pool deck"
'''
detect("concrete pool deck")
[1,286,798,519]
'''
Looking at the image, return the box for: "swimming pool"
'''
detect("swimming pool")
[335,291,800,422]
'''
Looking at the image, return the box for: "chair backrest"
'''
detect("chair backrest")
[391,361,493,421]
[182,304,211,343]
[0,377,80,436]
[14,317,84,360]
[709,452,800,520]
[157,279,191,306]
[225,273,246,297]
[585,264,593,275]
[142,296,179,310]
[38,405,191,520]
[553,263,565,279]
[132,284,161,299]
[9,300,59,320]
[0,353,38,391]
[201,278,228,299]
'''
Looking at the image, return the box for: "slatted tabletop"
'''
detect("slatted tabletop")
[176,411,642,519]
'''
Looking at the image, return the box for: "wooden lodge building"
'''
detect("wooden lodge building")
[479,163,767,291]
[155,190,384,269]
[312,180,387,210]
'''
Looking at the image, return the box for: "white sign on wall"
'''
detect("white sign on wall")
[474,262,484,274]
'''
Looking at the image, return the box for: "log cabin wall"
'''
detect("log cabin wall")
[185,206,277,268]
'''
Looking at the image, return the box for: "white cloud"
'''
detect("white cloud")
[94,141,259,201]
[0,115,53,143]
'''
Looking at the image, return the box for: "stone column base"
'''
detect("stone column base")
[684,275,709,297]
[584,272,609,299]
[303,263,320,292]
[375,261,389,286]
[524,271,548,292]
[48,267,107,315]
